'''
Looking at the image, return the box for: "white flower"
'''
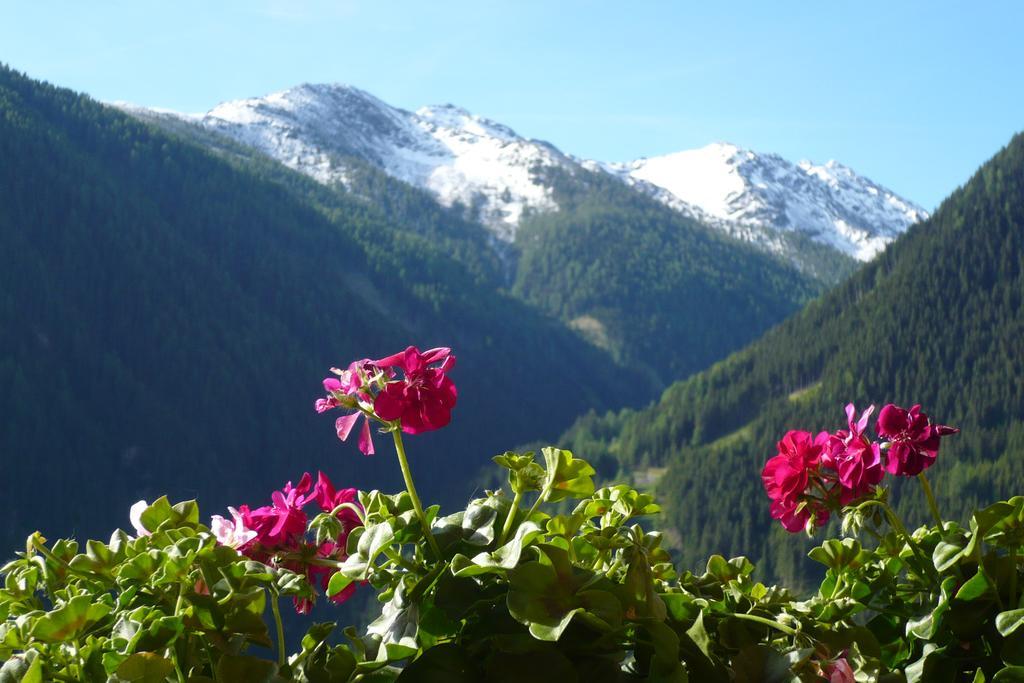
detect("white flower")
[129,500,151,538]
[211,507,257,548]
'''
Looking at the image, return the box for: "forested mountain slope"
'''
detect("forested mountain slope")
[562,132,1024,586]
[0,65,625,550]
[131,104,836,388]
[514,166,827,381]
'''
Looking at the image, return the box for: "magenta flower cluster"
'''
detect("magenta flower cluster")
[761,403,958,533]
[212,472,362,613]
[315,346,458,455]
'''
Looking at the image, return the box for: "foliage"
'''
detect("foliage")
[8,346,1020,681]
[11,428,1023,680]
[0,459,855,682]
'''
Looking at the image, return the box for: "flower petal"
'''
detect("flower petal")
[335,412,360,441]
[129,500,151,538]
[877,404,908,438]
[358,417,375,455]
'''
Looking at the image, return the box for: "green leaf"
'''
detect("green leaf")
[216,655,278,683]
[705,555,755,582]
[450,521,542,577]
[540,447,595,503]
[731,644,797,683]
[367,587,420,659]
[643,621,689,683]
[957,569,995,602]
[138,497,200,533]
[29,594,113,643]
[460,499,499,546]
[984,498,1024,548]
[905,644,958,683]
[115,653,175,683]
[506,561,577,641]
[807,538,868,571]
[933,538,968,572]
[685,610,713,659]
[1003,629,1024,666]
[493,451,545,494]
[506,546,621,642]
[397,643,476,682]
[998,609,1024,637]
[327,571,354,599]
[907,576,957,640]
[342,521,396,578]
[0,653,42,683]
[994,667,1024,682]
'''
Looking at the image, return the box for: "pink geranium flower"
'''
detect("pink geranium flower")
[314,471,363,533]
[292,540,358,614]
[824,404,884,501]
[315,361,391,455]
[245,473,313,549]
[762,430,830,533]
[762,430,827,506]
[770,497,830,533]
[824,657,855,683]
[227,472,363,614]
[877,403,959,476]
[372,346,458,434]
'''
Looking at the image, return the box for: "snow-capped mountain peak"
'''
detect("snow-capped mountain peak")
[187,84,568,240]
[605,142,928,261]
[121,84,927,262]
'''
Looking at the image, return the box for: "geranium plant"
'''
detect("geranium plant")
[1,345,1018,682]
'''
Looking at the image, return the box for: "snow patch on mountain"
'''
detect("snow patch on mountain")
[189,84,567,241]
[604,143,928,261]
[120,85,927,261]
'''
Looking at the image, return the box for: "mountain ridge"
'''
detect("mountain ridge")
[601,141,928,261]
[118,82,926,266]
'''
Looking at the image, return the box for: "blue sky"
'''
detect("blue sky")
[3,1,1021,209]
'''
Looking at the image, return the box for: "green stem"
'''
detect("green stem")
[917,472,944,529]
[884,503,938,582]
[172,585,187,683]
[31,536,97,581]
[860,500,937,582]
[604,558,623,579]
[278,554,346,569]
[524,490,546,522]
[270,591,287,668]
[384,547,420,572]
[392,431,441,559]
[828,573,844,601]
[330,502,366,524]
[731,612,800,638]
[205,643,221,682]
[497,489,524,547]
